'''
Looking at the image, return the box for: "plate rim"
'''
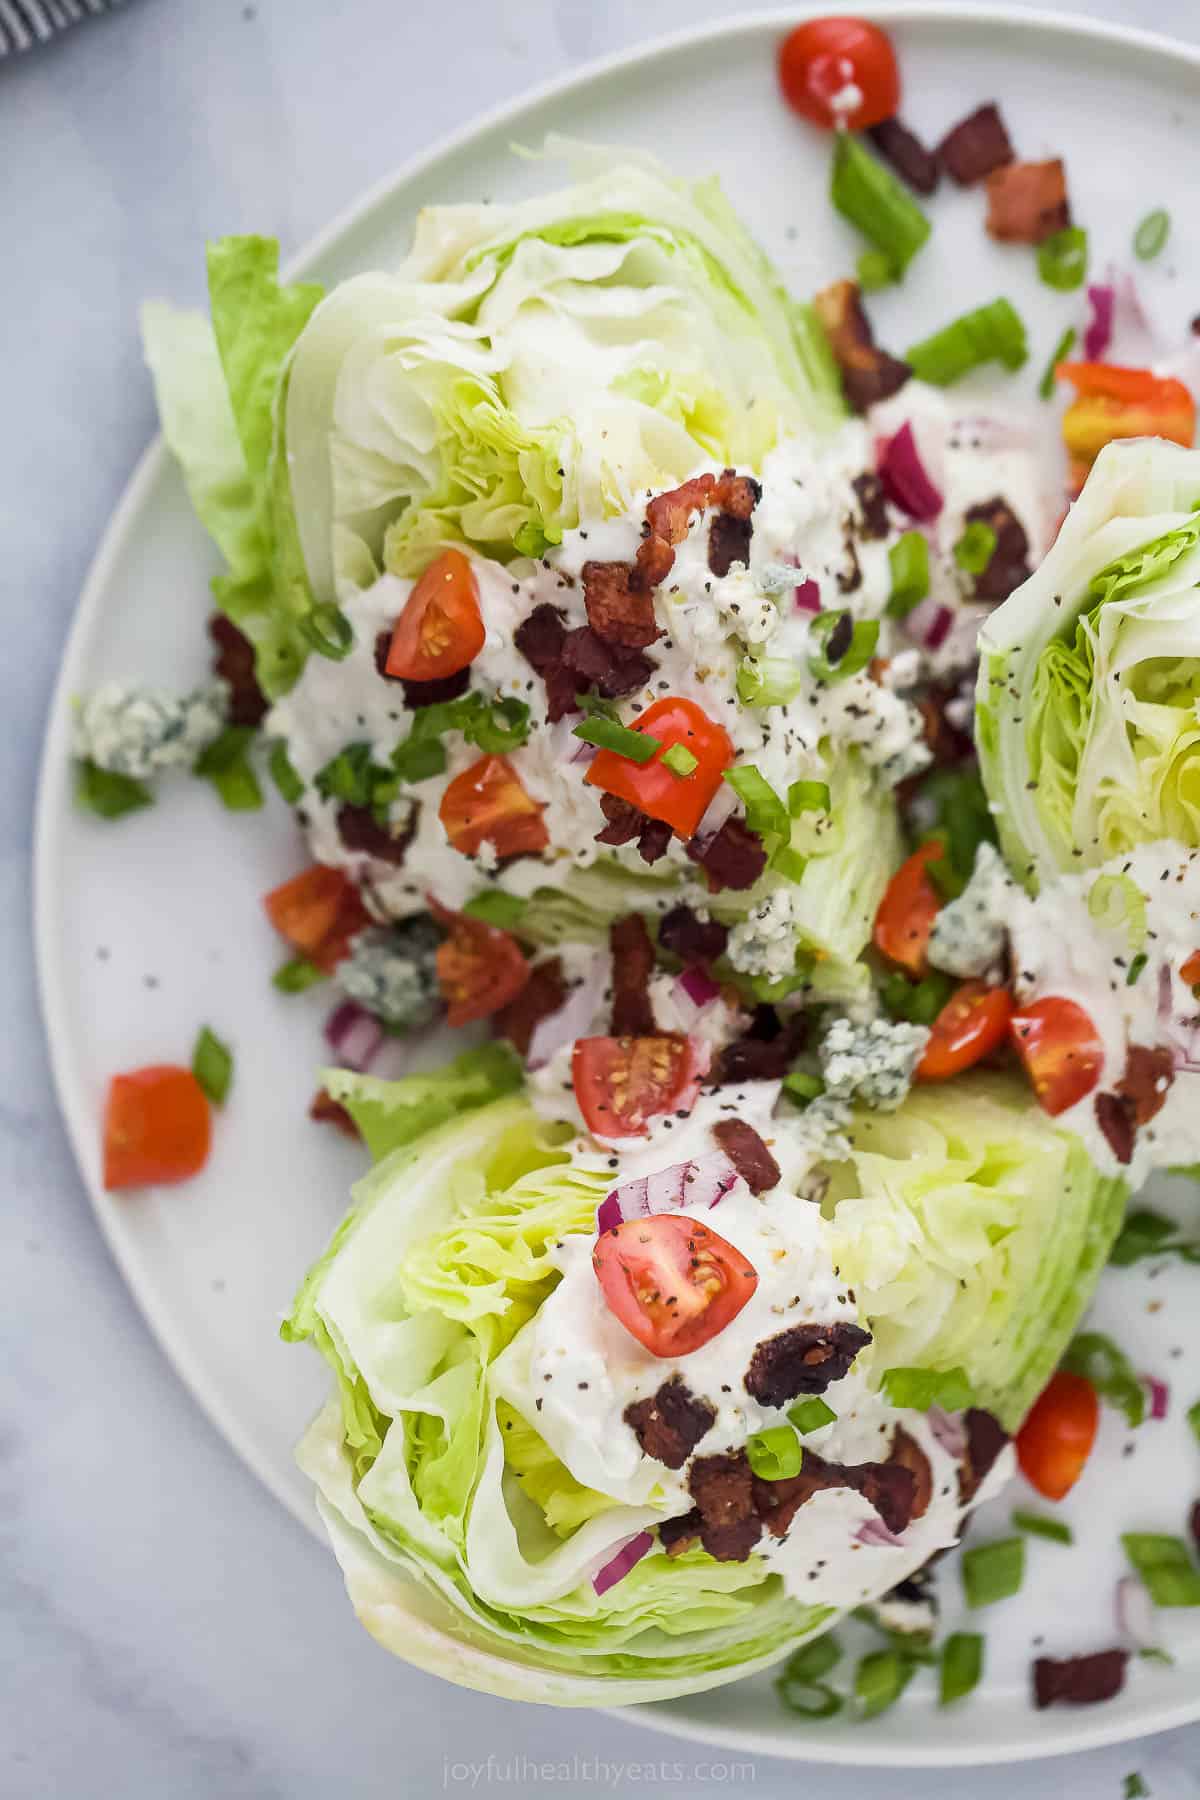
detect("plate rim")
[33,1,1200,1764]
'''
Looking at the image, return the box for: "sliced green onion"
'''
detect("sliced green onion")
[882,968,956,1026]
[954,521,998,576]
[1037,225,1089,292]
[737,655,805,708]
[1122,1533,1200,1606]
[193,726,263,812]
[464,694,530,754]
[961,1536,1025,1609]
[781,1069,825,1109]
[788,1397,837,1435]
[1062,1332,1146,1428]
[1088,872,1147,953]
[1134,209,1170,262]
[391,734,448,784]
[267,742,305,805]
[300,603,354,660]
[831,132,932,279]
[775,1635,843,1718]
[905,299,1029,385]
[191,1026,233,1106]
[886,530,930,618]
[1039,326,1078,401]
[746,1426,803,1481]
[1110,1207,1200,1267]
[881,1365,974,1412]
[772,845,810,885]
[857,248,894,293]
[1189,1399,1200,1445]
[939,1632,984,1706]
[1126,951,1149,987]
[724,765,790,841]
[76,759,154,820]
[461,891,529,930]
[788,779,831,816]
[855,1647,918,1718]
[1012,1509,1073,1545]
[662,743,698,778]
[1123,1776,1150,1800]
[314,742,377,807]
[923,827,966,900]
[807,609,879,683]
[572,716,660,763]
[272,955,326,994]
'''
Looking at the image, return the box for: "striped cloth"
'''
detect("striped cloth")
[0,0,120,56]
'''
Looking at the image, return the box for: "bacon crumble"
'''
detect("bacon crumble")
[209,615,268,727]
[743,1321,872,1405]
[713,1119,781,1194]
[336,802,416,866]
[1033,1650,1128,1709]
[610,914,658,1038]
[985,159,1070,245]
[657,903,729,968]
[685,816,768,892]
[938,102,1015,185]
[493,956,567,1058]
[962,497,1032,603]
[868,117,940,195]
[814,280,911,415]
[753,1447,918,1540]
[624,1377,717,1469]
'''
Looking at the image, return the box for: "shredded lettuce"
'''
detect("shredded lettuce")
[322,1045,523,1162]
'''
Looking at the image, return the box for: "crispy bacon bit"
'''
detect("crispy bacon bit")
[687,1451,763,1562]
[657,904,729,968]
[624,1377,717,1469]
[209,615,268,728]
[1033,1650,1128,1710]
[336,803,416,866]
[813,280,911,416]
[514,604,578,721]
[634,533,677,589]
[708,512,753,578]
[686,816,768,893]
[374,629,401,682]
[581,561,660,650]
[646,474,718,545]
[938,102,1015,185]
[838,534,863,596]
[493,956,567,1058]
[962,497,1031,603]
[595,793,643,847]
[986,159,1070,245]
[394,661,472,707]
[1117,1043,1175,1127]
[610,914,657,1038]
[1094,1091,1135,1167]
[868,116,940,195]
[659,1510,703,1558]
[711,470,762,521]
[744,1320,872,1405]
[754,1449,918,1540]
[713,1120,781,1195]
[959,1408,1011,1506]
[309,1089,360,1138]
[852,472,890,540]
[561,626,655,696]
[714,1009,806,1085]
[637,817,673,865]
[887,1426,933,1522]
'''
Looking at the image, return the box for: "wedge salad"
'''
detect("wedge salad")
[75,16,1200,1723]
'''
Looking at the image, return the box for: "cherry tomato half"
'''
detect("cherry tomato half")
[584,696,734,839]
[439,754,549,859]
[777,17,900,132]
[593,1213,759,1357]
[1180,950,1200,988]
[385,548,485,682]
[263,864,371,972]
[917,981,1014,1082]
[429,899,530,1028]
[873,842,944,976]
[103,1065,212,1191]
[1016,1370,1099,1501]
[1009,996,1105,1117]
[573,1035,704,1138]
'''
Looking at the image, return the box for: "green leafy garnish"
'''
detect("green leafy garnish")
[1123,1776,1150,1800]
[1037,226,1088,292]
[939,1632,984,1705]
[905,299,1028,385]
[193,725,263,811]
[1134,209,1170,262]
[76,759,154,820]
[775,1634,844,1718]
[855,1647,919,1717]
[1012,1509,1073,1545]
[191,1026,234,1105]
[1110,1208,1200,1267]
[1122,1533,1200,1606]
[881,1366,974,1412]
[961,1537,1025,1609]
[886,530,931,617]
[1062,1332,1146,1426]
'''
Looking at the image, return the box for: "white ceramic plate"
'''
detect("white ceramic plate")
[34,3,1200,1764]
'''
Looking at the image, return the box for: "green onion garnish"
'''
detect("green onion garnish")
[736,656,805,708]
[746,1426,802,1482]
[1012,1509,1074,1545]
[1037,225,1089,292]
[788,1397,837,1435]
[1189,1399,1200,1445]
[1062,1332,1146,1427]
[939,1632,984,1706]
[392,734,448,784]
[193,726,263,812]
[512,519,552,558]
[807,609,879,683]
[267,742,305,805]
[961,1537,1025,1609]
[1126,951,1149,987]
[724,765,790,841]
[1123,1777,1150,1800]
[831,132,932,279]
[461,891,529,930]
[905,299,1029,386]
[855,1647,918,1718]
[857,249,894,293]
[775,1635,844,1718]
[954,521,998,576]
[1134,209,1170,262]
[300,603,354,660]
[76,759,154,820]
[771,846,809,885]
[886,531,930,618]
[881,968,955,1026]
[881,1366,974,1411]
[662,743,698,779]
[788,779,831,816]
[314,742,378,807]
[1039,326,1078,401]
[781,1069,825,1109]
[1110,1207,1200,1267]
[464,694,530,754]
[272,956,326,994]
[1122,1534,1200,1606]
[191,1026,233,1106]
[572,716,660,763]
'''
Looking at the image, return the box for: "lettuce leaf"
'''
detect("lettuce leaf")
[323,1043,523,1162]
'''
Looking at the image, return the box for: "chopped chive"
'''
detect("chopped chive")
[1012,1509,1073,1545]
[1038,326,1077,401]
[300,603,354,660]
[788,779,831,816]
[191,1026,233,1105]
[857,248,894,293]
[1134,209,1170,262]
[267,742,305,805]
[855,1647,918,1718]
[772,846,809,885]
[788,1397,837,1434]
[746,1426,802,1481]
[881,1366,974,1411]
[1036,225,1089,292]
[883,968,955,1026]
[782,1069,825,1109]
[272,956,326,994]
[736,656,805,708]
[662,743,698,779]
[807,609,879,683]
[962,1537,1025,1609]
[1062,1331,1146,1427]
[775,1635,844,1718]
[1123,1777,1149,1800]
[939,1632,984,1706]
[954,521,998,576]
[1126,950,1149,986]
[831,132,931,279]
[462,891,528,930]
[1122,1533,1200,1606]
[76,759,154,820]
[572,716,660,763]
[905,299,1028,385]
[886,530,930,618]
[724,765,790,841]
[314,742,378,807]
[193,726,263,812]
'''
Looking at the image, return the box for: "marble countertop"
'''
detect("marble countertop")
[6,1,1200,1794]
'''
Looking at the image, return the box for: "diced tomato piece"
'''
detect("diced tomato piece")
[263,864,370,973]
[593,1213,759,1357]
[572,1034,704,1138]
[873,842,944,975]
[1009,996,1105,1116]
[1016,1370,1099,1500]
[384,548,485,682]
[917,981,1014,1082]
[584,697,734,839]
[1180,950,1200,988]
[1057,362,1196,471]
[777,17,900,131]
[429,898,530,1028]
[439,754,549,859]
[103,1065,211,1191]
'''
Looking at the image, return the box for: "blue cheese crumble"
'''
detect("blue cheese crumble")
[726,890,804,983]
[74,682,228,780]
[928,841,1012,979]
[336,918,441,1031]
[819,1015,929,1110]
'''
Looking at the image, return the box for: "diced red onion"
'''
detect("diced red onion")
[595,1193,623,1235]
[526,952,608,1071]
[928,1406,968,1459]
[1141,1374,1169,1421]
[856,1517,905,1548]
[324,1000,385,1073]
[903,592,954,651]
[671,967,721,1032]
[1112,268,1153,340]
[878,423,943,522]
[794,578,822,613]
[1156,962,1200,1072]
[1115,1574,1159,1652]
[1084,284,1115,362]
[592,1530,654,1595]
[596,1151,740,1234]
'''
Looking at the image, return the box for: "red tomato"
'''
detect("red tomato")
[593,1214,759,1357]
[873,842,944,975]
[1016,1370,1100,1501]
[1009,996,1105,1116]
[384,548,485,681]
[1181,950,1200,987]
[263,864,370,973]
[430,899,530,1028]
[439,754,549,859]
[1058,363,1197,471]
[572,1035,704,1138]
[103,1066,212,1191]
[917,982,1015,1082]
[584,697,734,839]
[777,17,900,131]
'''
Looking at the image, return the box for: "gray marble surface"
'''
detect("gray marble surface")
[6,1,1200,1795]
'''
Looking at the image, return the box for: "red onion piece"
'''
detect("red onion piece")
[1141,1374,1169,1421]
[794,578,822,613]
[1156,962,1200,1072]
[928,1406,968,1459]
[595,1151,740,1234]
[677,966,720,1008]
[1115,1574,1159,1652]
[903,592,954,651]
[878,423,943,522]
[1084,284,1115,362]
[595,1193,623,1235]
[856,1517,905,1548]
[526,952,607,1071]
[592,1530,654,1595]
[324,1000,385,1073]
